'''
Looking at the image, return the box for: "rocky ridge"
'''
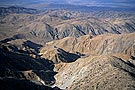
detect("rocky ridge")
[40,33,135,90]
[0,8,135,44]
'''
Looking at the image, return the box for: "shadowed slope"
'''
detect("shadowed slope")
[0,39,58,87]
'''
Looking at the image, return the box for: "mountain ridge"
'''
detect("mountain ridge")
[0,6,135,90]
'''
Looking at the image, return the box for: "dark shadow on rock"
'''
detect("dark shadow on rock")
[0,36,43,57]
[0,44,57,86]
[111,57,135,79]
[13,34,26,39]
[33,70,57,86]
[0,37,15,43]
[23,40,42,53]
[119,68,135,79]
[57,48,80,63]
[131,56,135,60]
[0,34,25,43]
[111,57,134,68]
[0,77,55,90]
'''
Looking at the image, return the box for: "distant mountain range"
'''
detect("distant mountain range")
[0,6,38,16]
[0,0,66,6]
[0,0,135,10]
[0,6,135,44]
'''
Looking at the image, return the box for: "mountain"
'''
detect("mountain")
[0,37,63,89]
[0,6,38,17]
[0,6,135,90]
[18,21,56,43]
[54,17,135,38]
[55,55,135,90]
[40,32,135,89]
[0,8,135,44]
[40,32,135,62]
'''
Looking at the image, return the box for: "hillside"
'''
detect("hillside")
[0,6,135,90]
[40,33,135,58]
[55,55,135,90]
[40,33,135,89]
[0,38,63,90]
[0,8,135,44]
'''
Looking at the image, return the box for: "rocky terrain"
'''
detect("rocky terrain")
[0,7,135,44]
[0,37,65,90]
[0,6,135,90]
[40,33,135,89]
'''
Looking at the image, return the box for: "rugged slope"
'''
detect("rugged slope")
[18,21,56,43]
[0,38,63,89]
[54,17,135,38]
[54,55,135,90]
[1,7,135,90]
[40,33,135,90]
[0,9,135,44]
[40,47,80,64]
[0,14,37,40]
[40,33,135,61]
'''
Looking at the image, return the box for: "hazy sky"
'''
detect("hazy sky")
[0,0,135,8]
[67,0,135,7]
